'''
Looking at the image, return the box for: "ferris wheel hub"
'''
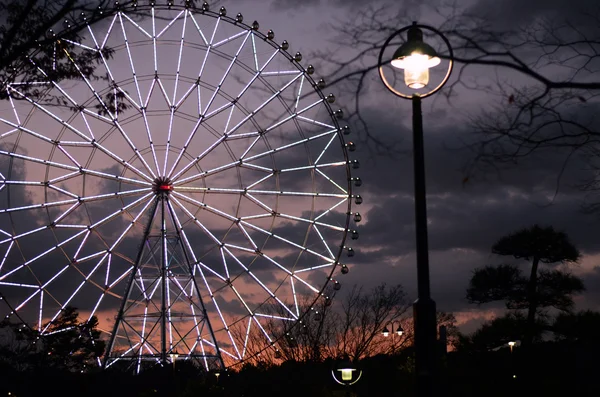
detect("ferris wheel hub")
[152,176,173,195]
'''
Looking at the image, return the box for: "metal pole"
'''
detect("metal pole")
[411,93,438,397]
[160,194,168,365]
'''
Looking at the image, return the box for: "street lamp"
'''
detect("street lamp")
[169,349,179,371]
[382,322,404,337]
[382,322,404,353]
[378,22,453,397]
[331,356,362,396]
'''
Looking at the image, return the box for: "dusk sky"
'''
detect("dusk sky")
[0,0,598,365]
[218,0,600,333]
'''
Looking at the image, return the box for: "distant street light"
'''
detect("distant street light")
[382,321,404,352]
[169,349,179,371]
[378,21,453,397]
[508,341,516,353]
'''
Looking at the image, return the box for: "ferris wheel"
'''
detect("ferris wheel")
[0,1,361,372]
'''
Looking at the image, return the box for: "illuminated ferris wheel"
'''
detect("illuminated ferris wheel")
[0,1,361,372]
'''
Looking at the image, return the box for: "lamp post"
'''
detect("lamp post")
[331,356,362,397]
[382,321,404,352]
[378,22,453,397]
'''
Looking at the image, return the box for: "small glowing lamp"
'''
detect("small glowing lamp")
[396,326,404,336]
[382,326,390,337]
[339,367,356,381]
[391,23,441,89]
[508,340,516,353]
[332,356,362,386]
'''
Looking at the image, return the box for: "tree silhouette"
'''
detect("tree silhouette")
[553,310,600,344]
[0,0,114,100]
[0,306,104,372]
[456,311,546,352]
[39,306,105,371]
[467,225,583,346]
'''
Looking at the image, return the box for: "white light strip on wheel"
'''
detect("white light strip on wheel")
[277,212,345,232]
[254,313,295,321]
[223,247,291,316]
[316,168,347,194]
[262,98,325,135]
[171,191,237,223]
[89,191,154,230]
[203,31,251,117]
[173,186,347,199]
[241,316,252,359]
[226,72,303,136]
[38,291,44,331]
[118,12,144,107]
[0,145,151,189]
[312,224,335,259]
[0,226,47,245]
[224,131,261,140]
[156,9,185,38]
[293,263,334,273]
[297,115,336,129]
[314,196,348,221]
[0,188,150,214]
[279,161,347,172]
[242,129,337,163]
[0,241,14,273]
[56,43,157,181]
[294,75,305,111]
[315,132,338,164]
[169,195,224,247]
[120,12,152,38]
[290,276,299,316]
[0,281,38,288]
[7,89,21,124]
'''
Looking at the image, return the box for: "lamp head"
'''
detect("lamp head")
[338,367,356,381]
[396,326,403,336]
[391,23,441,89]
[382,326,390,337]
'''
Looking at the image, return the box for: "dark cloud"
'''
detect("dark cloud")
[467,0,600,29]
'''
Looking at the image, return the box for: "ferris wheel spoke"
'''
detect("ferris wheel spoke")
[170,64,302,181]
[315,197,349,221]
[0,226,89,283]
[0,187,151,214]
[173,214,241,360]
[168,194,228,248]
[7,86,154,185]
[226,71,304,136]
[170,191,239,225]
[202,31,251,119]
[4,89,147,181]
[279,161,348,173]
[118,12,145,107]
[240,219,335,264]
[53,46,157,181]
[173,158,269,187]
[242,128,337,162]
[223,247,298,321]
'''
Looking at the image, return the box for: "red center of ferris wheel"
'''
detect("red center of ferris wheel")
[153,177,173,195]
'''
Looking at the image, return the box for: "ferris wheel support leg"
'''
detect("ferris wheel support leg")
[103,198,160,369]
[160,195,168,365]
[164,198,225,370]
